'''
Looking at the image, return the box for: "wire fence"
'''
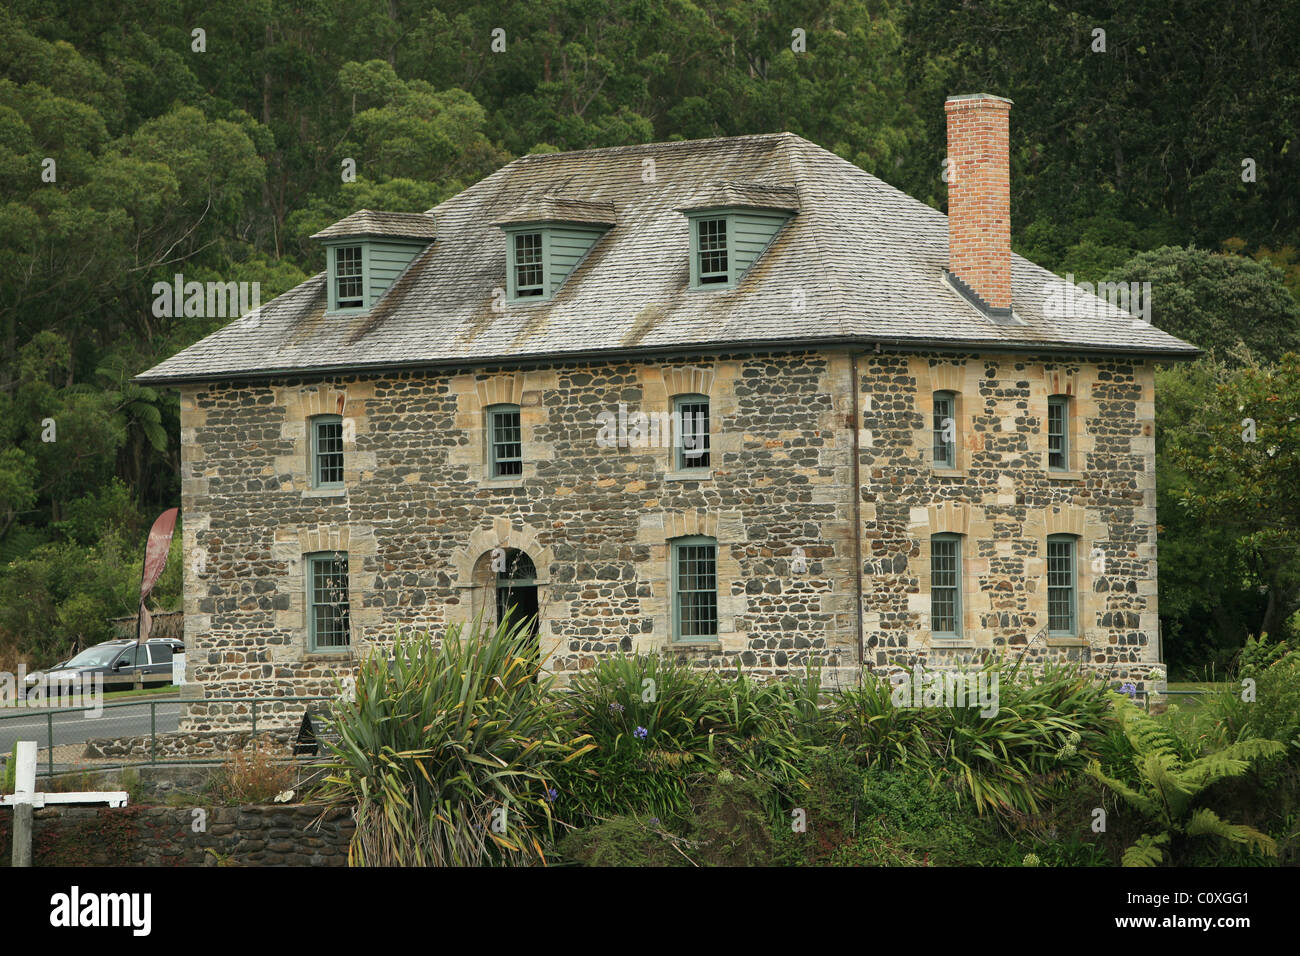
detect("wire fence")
[0,695,338,778]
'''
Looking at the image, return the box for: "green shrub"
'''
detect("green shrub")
[703,667,824,810]
[824,660,1112,816]
[552,653,720,824]
[1236,633,1290,678]
[687,771,779,866]
[1,746,14,795]
[555,815,690,867]
[558,771,780,867]
[1088,696,1285,865]
[317,615,593,866]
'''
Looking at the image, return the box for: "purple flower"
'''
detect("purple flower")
[1120,682,1137,698]
[609,702,625,714]
[545,787,558,803]
[634,726,648,740]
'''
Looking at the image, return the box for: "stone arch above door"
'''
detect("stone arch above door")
[448,519,553,627]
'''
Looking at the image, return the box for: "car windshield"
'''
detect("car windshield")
[62,645,126,668]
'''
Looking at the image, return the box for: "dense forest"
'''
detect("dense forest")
[1,0,1297,676]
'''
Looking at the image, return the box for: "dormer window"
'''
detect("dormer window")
[334,246,364,309]
[311,209,437,315]
[677,184,798,292]
[494,198,615,304]
[512,232,546,297]
[697,218,729,284]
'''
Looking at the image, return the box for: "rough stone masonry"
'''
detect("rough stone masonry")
[174,348,1162,729]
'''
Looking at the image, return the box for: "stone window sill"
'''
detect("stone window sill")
[931,467,966,478]
[666,469,713,482]
[931,639,976,648]
[478,477,525,490]
[303,487,347,499]
[669,640,723,652]
[1046,470,1086,481]
[1045,636,1089,647]
[305,651,354,662]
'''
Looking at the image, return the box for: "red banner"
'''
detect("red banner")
[137,507,179,644]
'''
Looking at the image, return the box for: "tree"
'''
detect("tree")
[1102,247,1300,363]
[1170,352,1300,642]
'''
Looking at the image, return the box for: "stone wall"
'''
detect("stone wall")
[83,729,298,760]
[858,353,1159,683]
[177,347,1162,725]
[0,804,352,867]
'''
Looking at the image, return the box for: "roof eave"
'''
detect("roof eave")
[132,336,1202,387]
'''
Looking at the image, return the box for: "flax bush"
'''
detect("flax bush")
[317,615,593,866]
[824,659,1112,816]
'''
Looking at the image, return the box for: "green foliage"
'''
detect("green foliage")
[1207,646,1300,754]
[824,660,1111,816]
[1088,696,1285,865]
[1,746,14,795]
[1103,247,1300,361]
[1237,634,1291,678]
[316,615,593,866]
[774,756,1017,866]
[552,652,719,824]
[1169,352,1300,644]
[553,654,825,826]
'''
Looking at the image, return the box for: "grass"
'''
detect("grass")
[0,683,178,708]
[1163,681,1230,710]
[102,685,179,701]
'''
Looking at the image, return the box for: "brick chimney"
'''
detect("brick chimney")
[945,93,1013,316]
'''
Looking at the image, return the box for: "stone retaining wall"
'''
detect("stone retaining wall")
[0,804,352,867]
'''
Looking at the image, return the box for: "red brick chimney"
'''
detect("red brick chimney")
[945,93,1013,315]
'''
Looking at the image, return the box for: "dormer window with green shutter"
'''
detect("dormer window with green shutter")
[493,197,616,303]
[677,183,798,290]
[311,209,437,315]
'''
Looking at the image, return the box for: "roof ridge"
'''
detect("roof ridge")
[509,131,802,164]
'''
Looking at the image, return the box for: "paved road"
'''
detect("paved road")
[0,699,181,755]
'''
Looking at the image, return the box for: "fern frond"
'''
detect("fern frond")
[1186,808,1277,858]
[1181,738,1285,790]
[1122,832,1170,867]
[1085,760,1162,819]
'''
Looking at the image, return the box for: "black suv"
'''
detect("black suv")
[24,638,185,694]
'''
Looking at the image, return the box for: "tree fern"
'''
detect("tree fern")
[1088,696,1284,865]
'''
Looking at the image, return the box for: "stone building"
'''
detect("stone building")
[137,94,1197,725]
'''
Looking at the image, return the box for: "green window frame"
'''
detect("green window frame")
[672,536,718,642]
[930,534,962,638]
[504,229,550,301]
[673,394,711,471]
[311,414,344,489]
[1047,395,1069,471]
[1047,534,1078,637]
[513,232,546,297]
[307,551,351,650]
[933,391,956,469]
[696,217,729,284]
[487,404,523,478]
[332,245,365,311]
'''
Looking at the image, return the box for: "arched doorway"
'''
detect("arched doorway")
[494,548,539,636]
[492,549,540,678]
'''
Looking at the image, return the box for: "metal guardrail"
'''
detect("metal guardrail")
[0,695,336,777]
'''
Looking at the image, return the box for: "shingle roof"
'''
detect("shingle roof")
[491,196,617,227]
[309,209,438,240]
[137,133,1198,385]
[675,181,800,212]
